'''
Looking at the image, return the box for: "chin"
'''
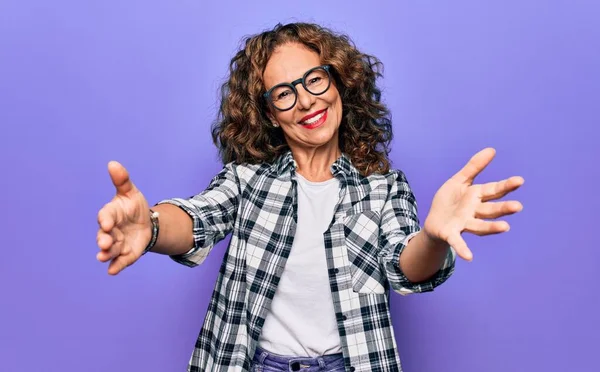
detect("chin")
[303,127,339,148]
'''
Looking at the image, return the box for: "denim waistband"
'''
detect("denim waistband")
[252,346,344,371]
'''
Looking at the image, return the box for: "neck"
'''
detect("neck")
[291,145,341,182]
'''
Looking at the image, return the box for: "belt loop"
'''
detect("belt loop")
[257,348,269,364]
[318,357,326,368]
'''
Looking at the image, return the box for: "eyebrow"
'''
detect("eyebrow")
[268,65,320,89]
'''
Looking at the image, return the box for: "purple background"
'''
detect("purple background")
[1,1,598,371]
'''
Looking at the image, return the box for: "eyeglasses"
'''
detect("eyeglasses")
[263,65,332,111]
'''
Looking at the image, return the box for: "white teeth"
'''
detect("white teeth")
[301,111,325,125]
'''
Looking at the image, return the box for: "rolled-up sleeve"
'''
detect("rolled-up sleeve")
[378,170,456,295]
[155,162,240,267]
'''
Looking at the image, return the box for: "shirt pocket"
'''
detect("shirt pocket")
[343,210,386,294]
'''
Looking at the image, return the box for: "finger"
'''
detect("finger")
[96,229,114,251]
[475,201,523,219]
[108,161,136,196]
[480,176,525,202]
[107,255,133,275]
[465,219,510,236]
[452,148,496,184]
[97,202,118,232]
[96,238,122,262]
[96,250,115,262]
[446,233,472,261]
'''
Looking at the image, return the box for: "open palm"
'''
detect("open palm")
[96,161,152,275]
[423,148,524,261]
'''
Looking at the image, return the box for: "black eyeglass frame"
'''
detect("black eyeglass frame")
[263,65,332,112]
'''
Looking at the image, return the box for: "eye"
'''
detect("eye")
[305,69,328,87]
[276,90,292,100]
[307,77,322,85]
[271,84,295,101]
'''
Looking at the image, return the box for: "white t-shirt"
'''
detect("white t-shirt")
[258,173,343,357]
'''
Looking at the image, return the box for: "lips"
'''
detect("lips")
[299,108,327,124]
[298,108,328,129]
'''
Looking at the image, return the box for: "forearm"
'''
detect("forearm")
[399,230,450,283]
[147,203,195,256]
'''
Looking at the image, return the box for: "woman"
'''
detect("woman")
[96,22,524,372]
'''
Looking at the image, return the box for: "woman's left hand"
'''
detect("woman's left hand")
[422,148,524,261]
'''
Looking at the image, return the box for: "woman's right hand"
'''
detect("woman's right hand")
[96,161,152,275]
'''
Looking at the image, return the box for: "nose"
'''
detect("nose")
[296,85,315,110]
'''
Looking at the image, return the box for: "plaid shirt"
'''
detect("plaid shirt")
[158,151,455,372]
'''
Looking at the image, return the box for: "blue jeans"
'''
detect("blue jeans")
[251,346,346,372]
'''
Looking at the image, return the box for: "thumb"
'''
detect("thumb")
[108,161,136,195]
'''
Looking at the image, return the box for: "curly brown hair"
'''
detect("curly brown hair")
[211,22,394,176]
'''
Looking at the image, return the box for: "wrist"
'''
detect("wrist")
[421,224,448,251]
[143,209,160,255]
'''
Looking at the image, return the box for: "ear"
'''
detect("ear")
[266,111,279,127]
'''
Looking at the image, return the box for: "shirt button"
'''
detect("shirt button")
[334,268,339,274]
[350,367,355,372]
[342,315,347,321]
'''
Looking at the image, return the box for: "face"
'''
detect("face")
[263,43,343,155]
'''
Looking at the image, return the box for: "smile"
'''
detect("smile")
[299,109,328,129]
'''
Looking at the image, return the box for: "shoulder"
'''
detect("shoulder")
[361,169,417,209]
[362,168,411,191]
[222,161,280,192]
[225,161,268,180]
